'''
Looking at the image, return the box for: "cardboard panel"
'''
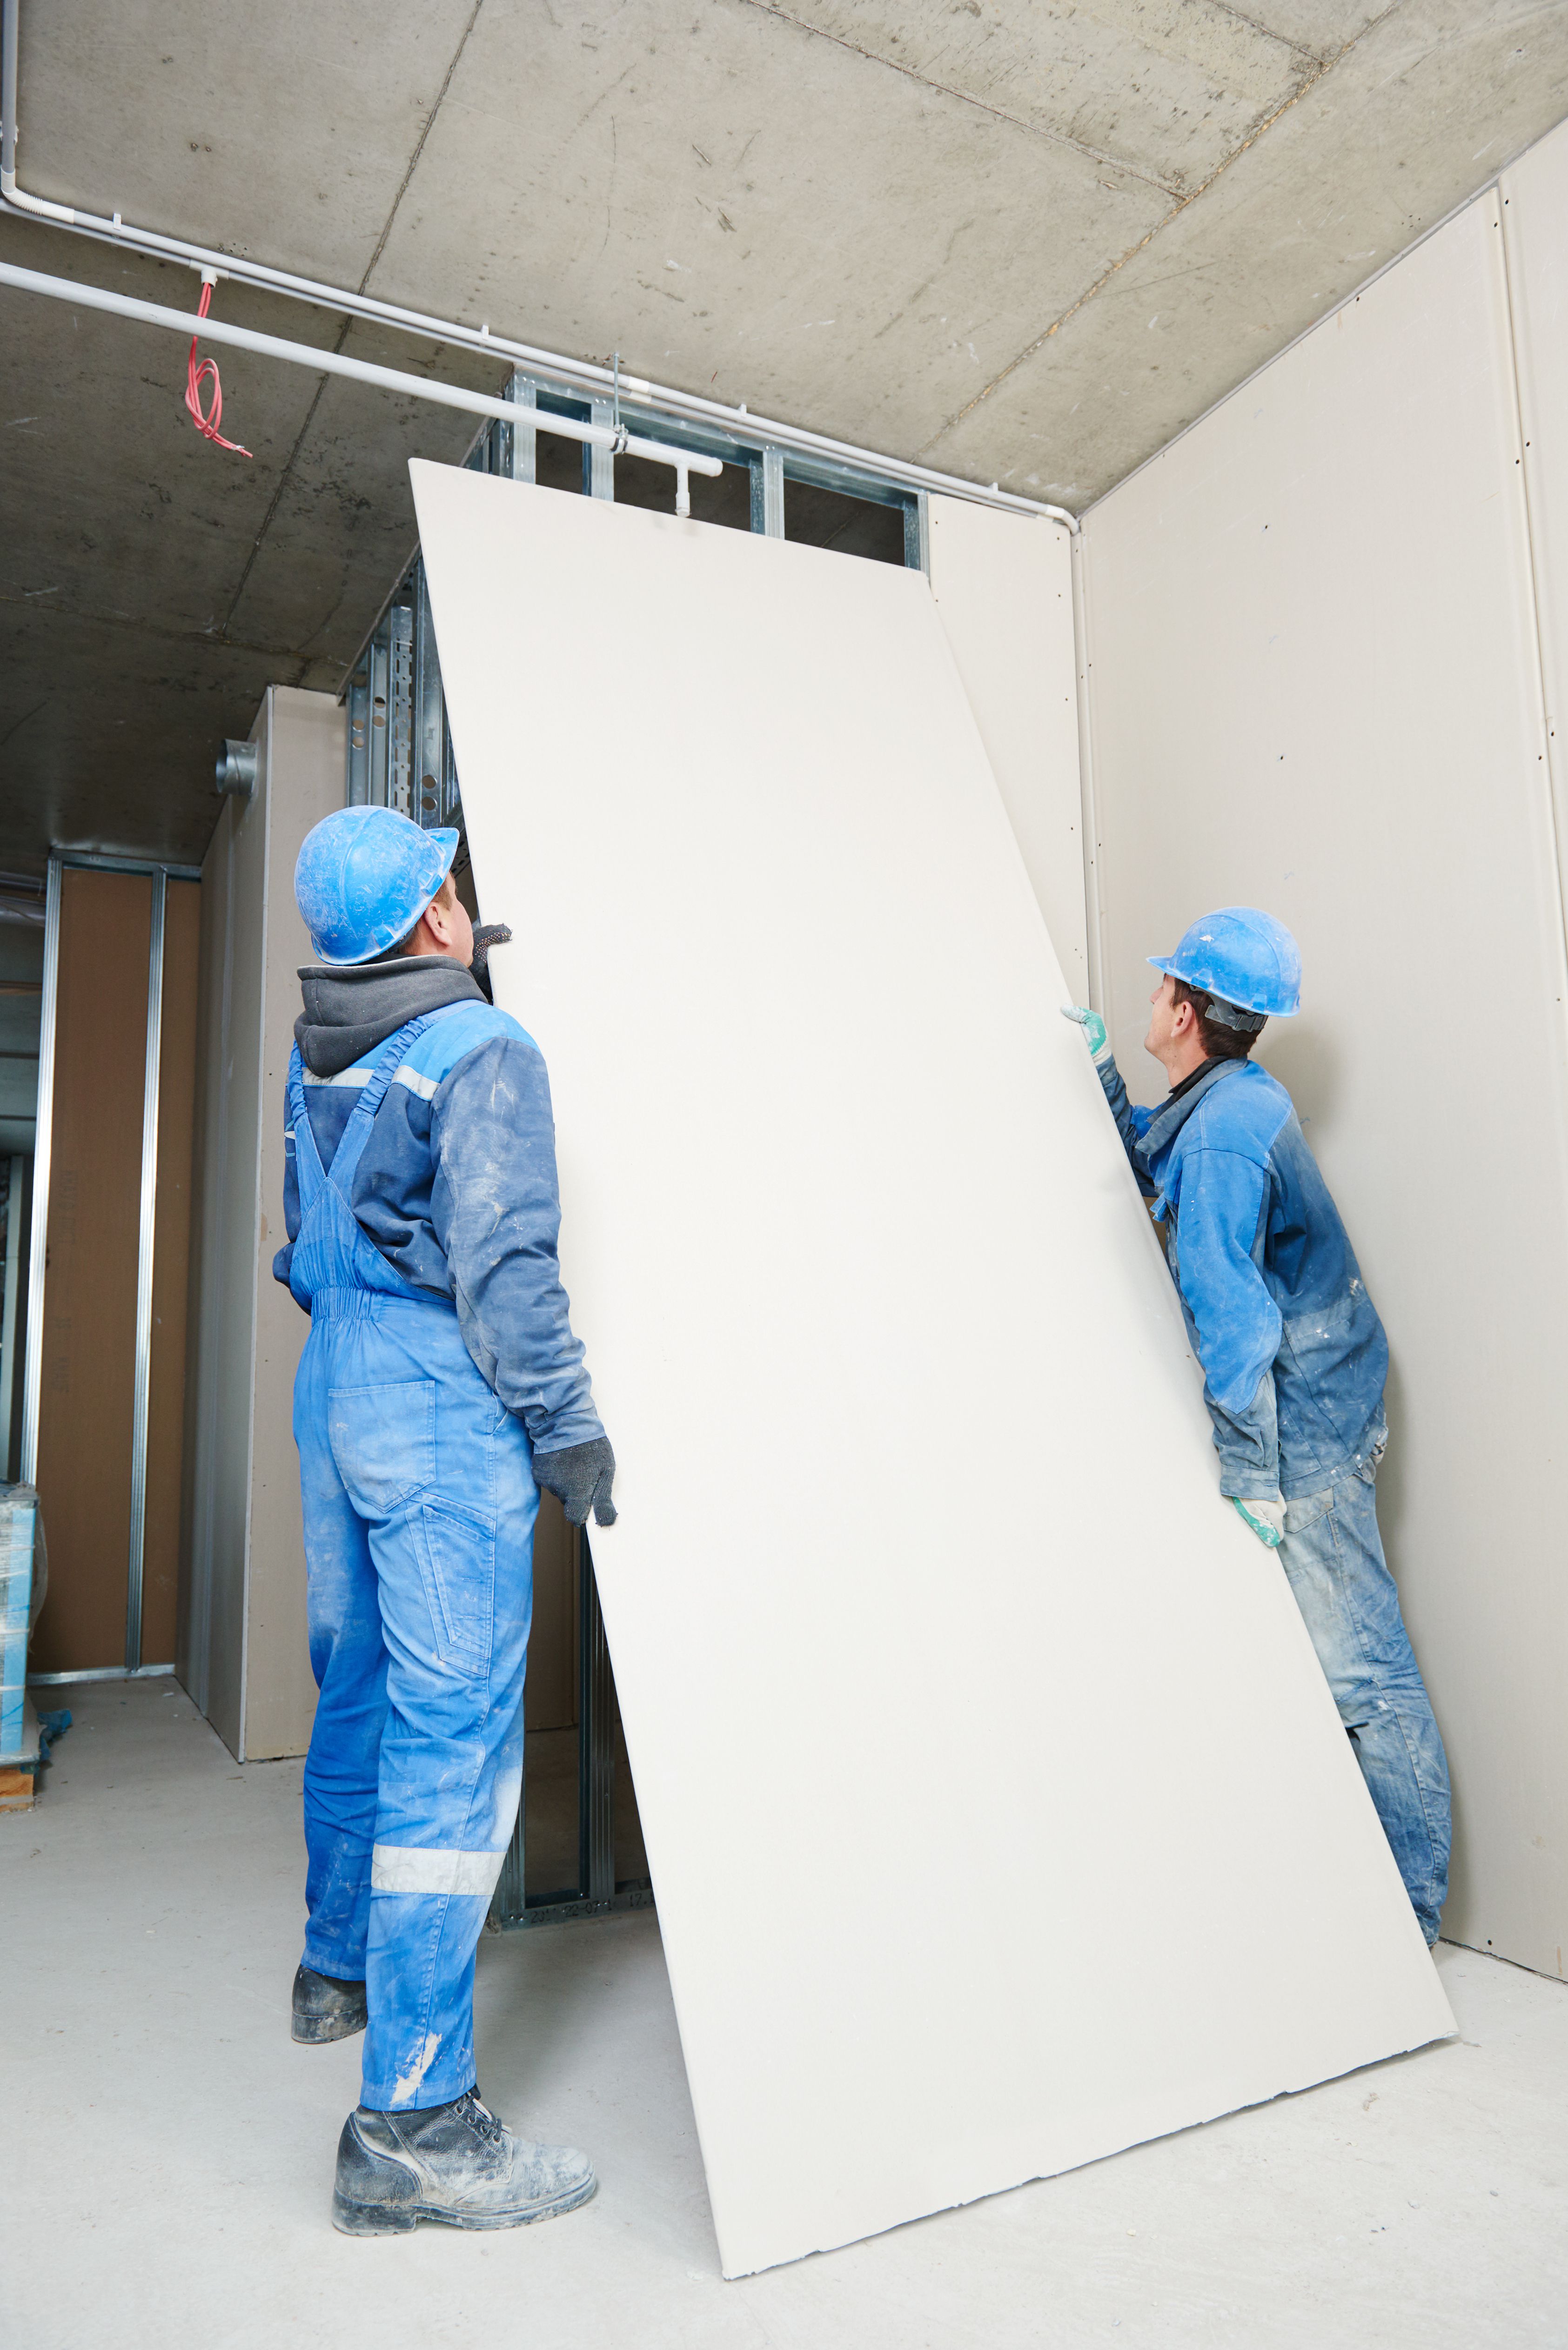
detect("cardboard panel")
[32,870,150,1672]
[1082,187,1568,1975]
[414,459,1451,2278]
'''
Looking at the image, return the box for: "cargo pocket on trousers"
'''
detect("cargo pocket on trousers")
[415,1502,496,1669]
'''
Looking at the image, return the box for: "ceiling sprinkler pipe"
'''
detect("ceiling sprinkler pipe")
[0,0,1073,530]
[0,257,724,483]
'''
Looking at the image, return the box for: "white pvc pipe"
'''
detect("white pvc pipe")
[0,0,1073,531]
[0,257,724,480]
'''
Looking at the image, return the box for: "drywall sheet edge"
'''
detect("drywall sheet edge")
[412,461,1453,2277]
[927,496,1087,997]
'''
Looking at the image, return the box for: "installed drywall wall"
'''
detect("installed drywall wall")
[415,457,1451,2279]
[180,688,342,1760]
[1081,157,1568,1979]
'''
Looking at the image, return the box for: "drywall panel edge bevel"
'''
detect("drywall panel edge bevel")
[1503,118,1568,1002]
[927,499,1087,996]
[413,460,1453,2277]
[1080,184,1568,1975]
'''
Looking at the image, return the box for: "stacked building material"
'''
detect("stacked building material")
[0,1486,40,1808]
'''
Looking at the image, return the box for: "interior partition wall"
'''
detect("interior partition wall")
[21,856,201,1679]
[1079,113,1568,1981]
[179,687,344,1760]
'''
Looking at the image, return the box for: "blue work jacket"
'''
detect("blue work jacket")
[1098,1054,1387,1501]
[274,957,604,1455]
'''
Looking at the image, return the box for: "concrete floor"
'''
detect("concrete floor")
[5,1680,1565,2350]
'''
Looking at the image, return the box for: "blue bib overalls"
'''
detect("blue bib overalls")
[287,1011,539,2110]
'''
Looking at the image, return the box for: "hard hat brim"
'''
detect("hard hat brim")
[1146,952,1298,1019]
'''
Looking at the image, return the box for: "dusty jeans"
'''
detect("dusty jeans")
[1279,1458,1451,1943]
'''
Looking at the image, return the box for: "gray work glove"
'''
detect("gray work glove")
[533,1437,617,1528]
[469,922,513,1005]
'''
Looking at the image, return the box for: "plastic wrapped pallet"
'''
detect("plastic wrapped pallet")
[0,1485,40,1759]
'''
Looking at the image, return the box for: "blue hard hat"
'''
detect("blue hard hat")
[1149,906,1301,1017]
[295,806,461,966]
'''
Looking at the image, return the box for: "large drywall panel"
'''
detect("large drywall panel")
[180,688,342,1759]
[1081,187,1568,1978]
[413,459,1451,2278]
[927,498,1087,997]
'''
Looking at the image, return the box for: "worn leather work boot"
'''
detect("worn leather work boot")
[331,2087,597,2235]
[292,1963,368,2045]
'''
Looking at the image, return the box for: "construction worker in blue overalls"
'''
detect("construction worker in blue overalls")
[275,803,616,2235]
[1065,908,1451,1948]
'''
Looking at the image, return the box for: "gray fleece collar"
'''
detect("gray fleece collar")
[295,957,484,1078]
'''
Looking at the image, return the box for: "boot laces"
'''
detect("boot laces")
[460,2089,505,2145]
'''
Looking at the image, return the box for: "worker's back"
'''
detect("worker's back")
[275,953,603,1451]
[1135,1057,1389,1496]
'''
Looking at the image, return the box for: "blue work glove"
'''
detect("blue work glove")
[1060,1004,1113,1067]
[534,1437,617,1528]
[1231,1494,1286,1549]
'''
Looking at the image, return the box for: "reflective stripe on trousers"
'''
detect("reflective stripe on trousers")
[288,1015,539,2111]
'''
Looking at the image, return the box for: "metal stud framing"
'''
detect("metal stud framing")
[124,866,165,1671]
[18,854,59,1487]
[578,1536,616,1904]
[750,445,785,537]
[505,371,538,484]
[344,369,927,829]
[488,1529,650,1933]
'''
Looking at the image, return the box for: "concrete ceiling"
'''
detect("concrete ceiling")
[4,0,1568,872]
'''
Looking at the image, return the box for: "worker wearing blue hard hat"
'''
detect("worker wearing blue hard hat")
[293,799,464,965]
[1065,908,1450,1949]
[277,802,615,2235]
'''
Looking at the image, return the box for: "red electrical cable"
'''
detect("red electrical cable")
[184,279,253,458]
